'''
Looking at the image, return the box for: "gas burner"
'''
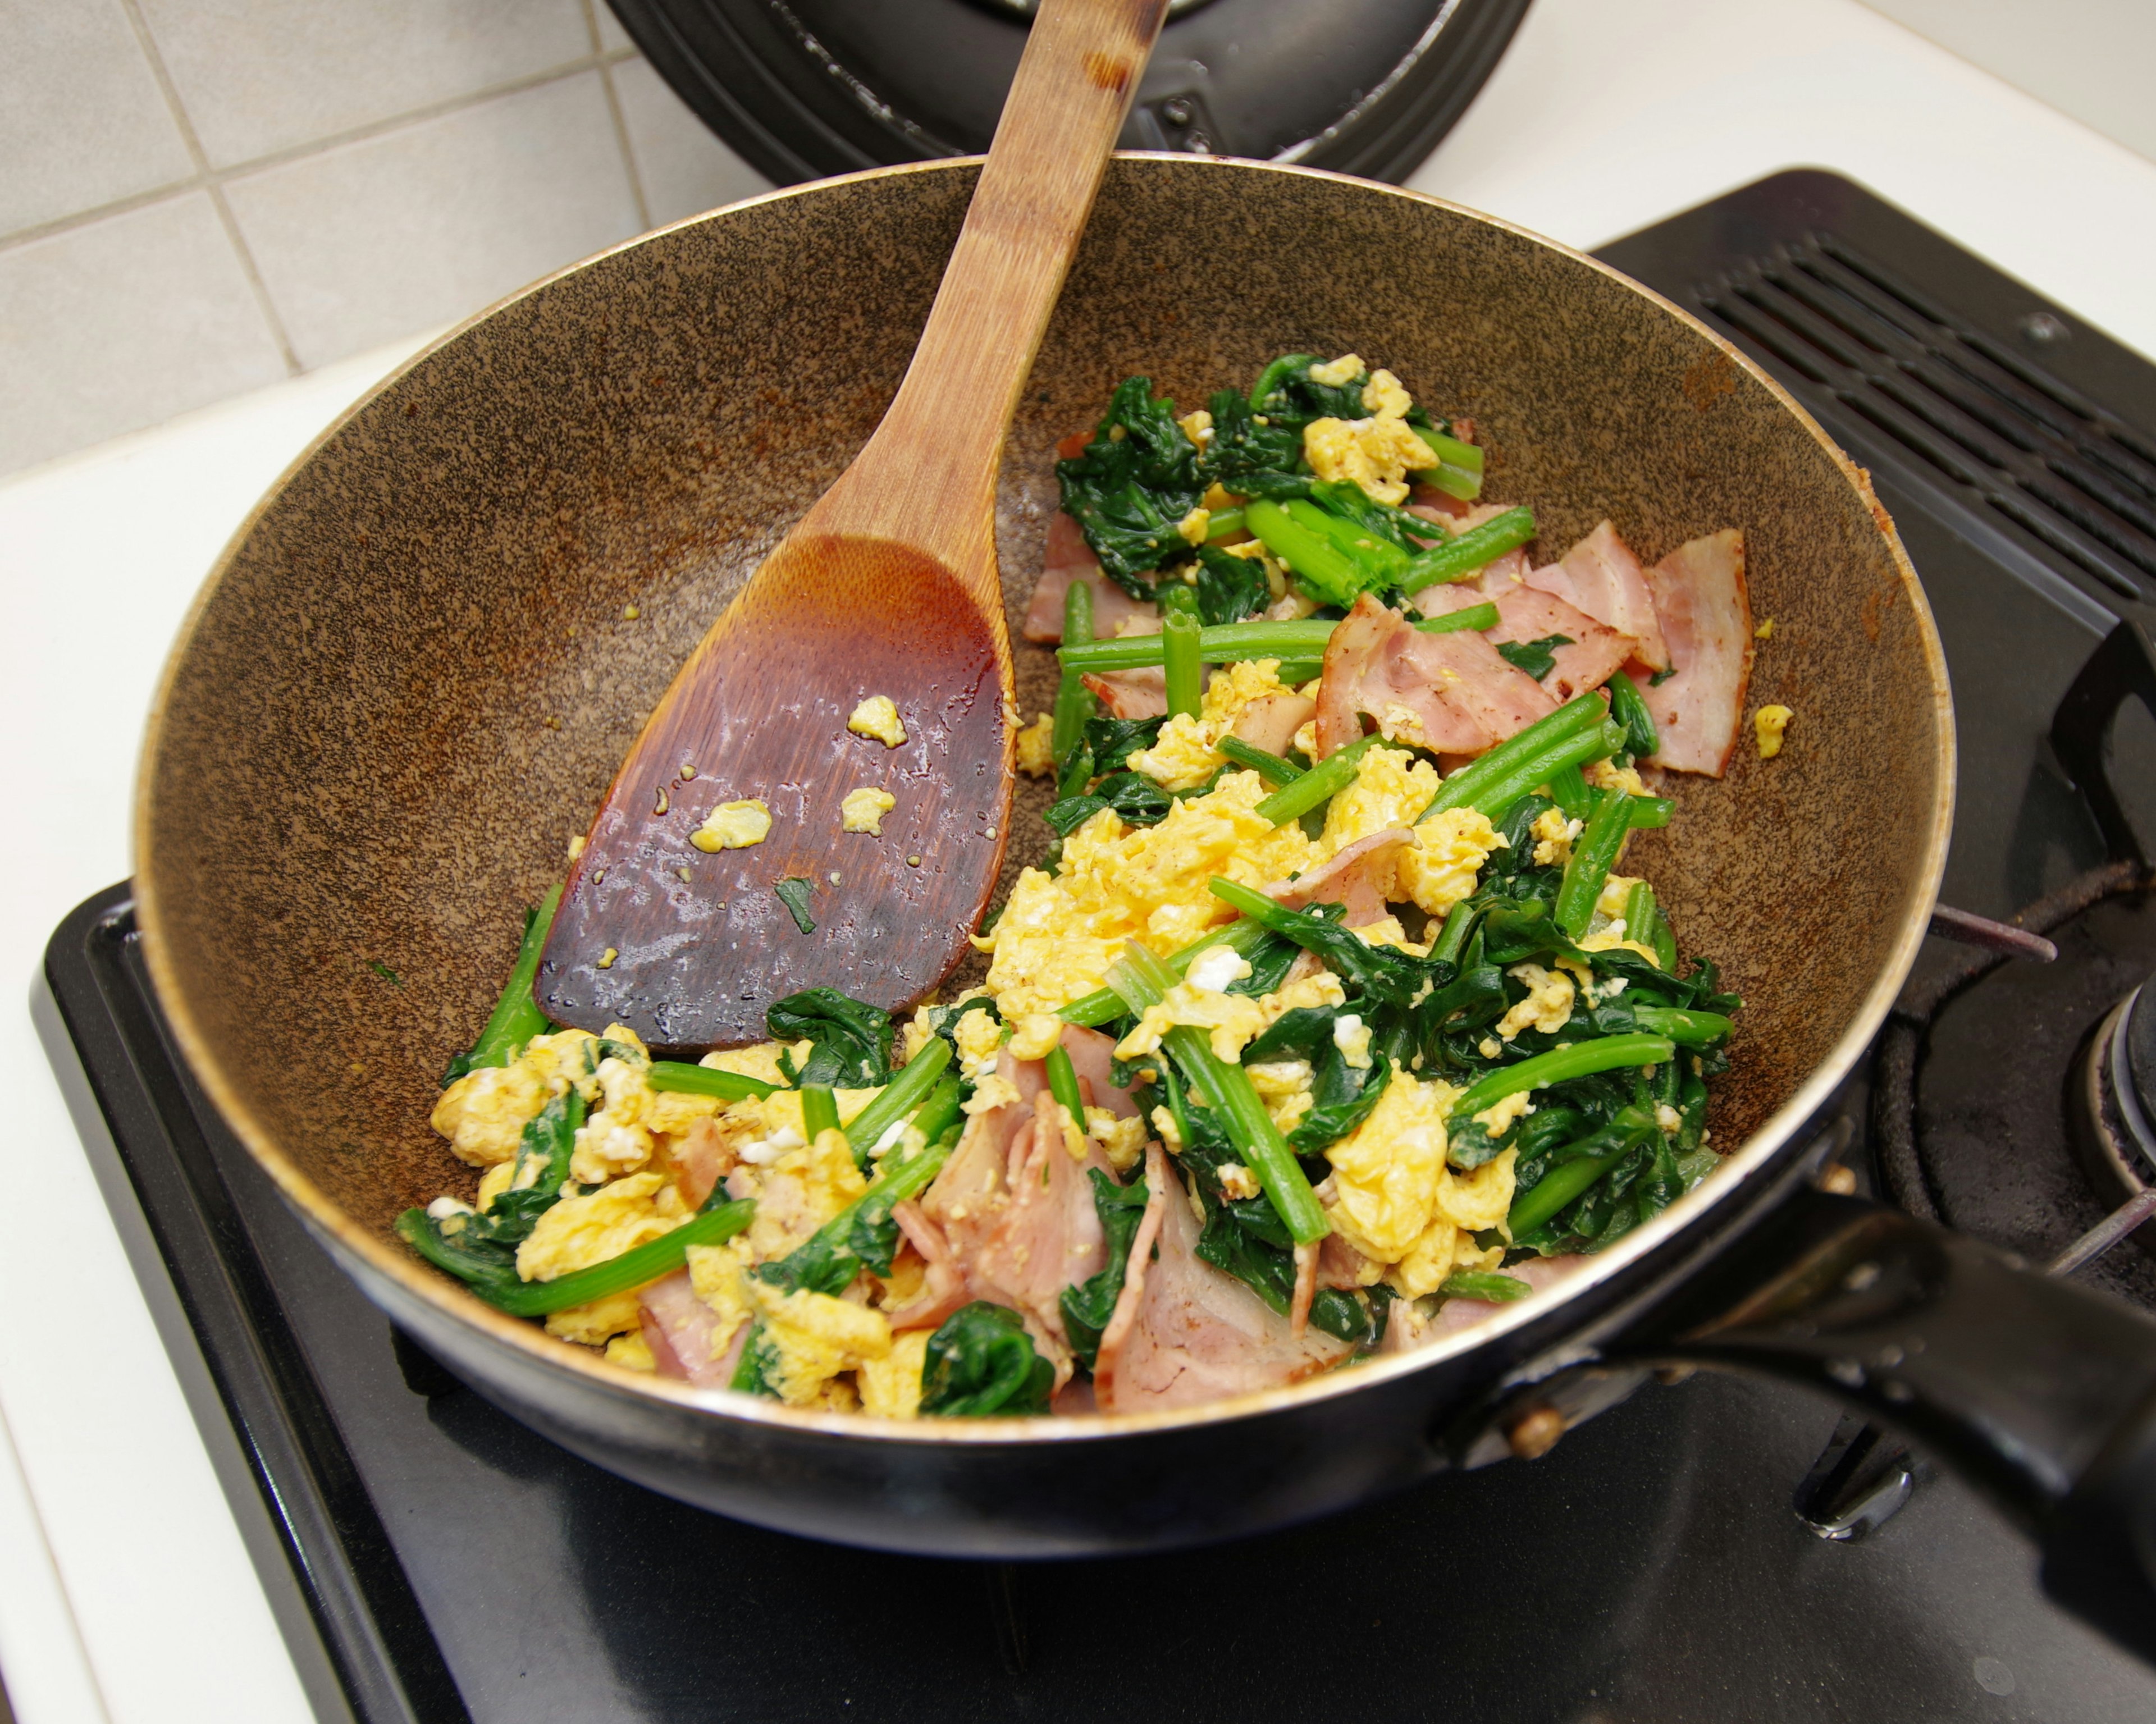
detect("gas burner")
[2072,981,2156,1256]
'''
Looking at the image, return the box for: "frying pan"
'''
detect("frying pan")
[133,156,2156,1659]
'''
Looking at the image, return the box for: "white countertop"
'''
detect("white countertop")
[4,1,2154,1717]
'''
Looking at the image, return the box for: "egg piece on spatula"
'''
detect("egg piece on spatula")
[536,0,1168,1049]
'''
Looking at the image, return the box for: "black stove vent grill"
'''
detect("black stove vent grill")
[1700,235,2156,602]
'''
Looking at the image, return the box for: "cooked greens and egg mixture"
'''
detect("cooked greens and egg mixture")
[401,353,1764,1418]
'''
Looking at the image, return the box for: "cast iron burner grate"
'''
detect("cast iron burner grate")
[41,171,2156,1722]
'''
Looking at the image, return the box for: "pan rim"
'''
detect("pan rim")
[132,151,1956,1446]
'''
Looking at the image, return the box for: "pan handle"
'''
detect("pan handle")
[1605,1188,2156,1662]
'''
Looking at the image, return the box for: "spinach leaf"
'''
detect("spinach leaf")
[1198,386,1303,484]
[1305,479,1427,555]
[1044,770,1172,836]
[1496,634,1574,681]
[1248,354,1369,429]
[1240,898,1438,1007]
[768,987,892,1087]
[1082,715,1166,774]
[1227,930,1305,999]
[731,1323,782,1397]
[460,1087,584,1247]
[1059,1168,1154,1371]
[920,1302,1055,1416]
[1194,543,1271,625]
[1287,1044,1392,1154]
[1056,377,1207,594]
[1310,1286,1387,1348]
[1243,1004,1340,1064]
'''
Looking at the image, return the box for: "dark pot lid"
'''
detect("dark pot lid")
[604,0,1533,185]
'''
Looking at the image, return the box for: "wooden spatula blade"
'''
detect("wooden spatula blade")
[538,539,1011,1050]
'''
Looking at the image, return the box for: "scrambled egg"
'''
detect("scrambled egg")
[1015,714,1057,776]
[857,1330,930,1419]
[1531,807,1580,867]
[1300,358,1437,506]
[1176,507,1211,546]
[1323,1066,1457,1260]
[683,1236,757,1364]
[841,786,896,834]
[984,770,1322,1016]
[748,1279,892,1405]
[1084,1107,1148,1172]
[1117,969,1345,1066]
[1495,962,1575,1040]
[431,1060,550,1166]
[1006,1012,1065,1062]
[1321,1065,1520,1296]
[517,1171,691,1283]
[1333,1013,1373,1069]
[692,799,771,852]
[1755,705,1793,759]
[1128,659,1296,792]
[848,695,907,748]
[1319,747,1504,916]
[744,1127,866,1261]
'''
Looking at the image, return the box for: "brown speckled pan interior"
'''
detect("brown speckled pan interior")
[136,157,1948,1257]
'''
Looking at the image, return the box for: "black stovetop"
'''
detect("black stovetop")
[37,170,2156,1723]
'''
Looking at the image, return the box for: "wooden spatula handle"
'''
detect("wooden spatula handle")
[807,0,1169,591]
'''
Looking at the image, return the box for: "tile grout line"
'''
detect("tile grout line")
[0,48,646,263]
[113,0,303,376]
[586,0,656,232]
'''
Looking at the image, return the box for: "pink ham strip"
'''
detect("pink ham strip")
[1056,1023,1143,1121]
[1080,667,1167,720]
[1641,529,1753,777]
[881,1201,970,1332]
[639,1269,736,1388]
[972,1092,1114,1359]
[1232,690,1316,757]
[1090,1141,1173,1410]
[1524,520,1670,671]
[1426,1253,1591,1339]
[1314,596,1559,760]
[1290,1241,1319,1339]
[1098,1155,1349,1411]
[1486,586,1637,707]
[1022,513,1160,642]
[666,1115,732,1210]
[1266,827,1414,929]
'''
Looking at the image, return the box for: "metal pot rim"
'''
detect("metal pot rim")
[132,151,1956,1447]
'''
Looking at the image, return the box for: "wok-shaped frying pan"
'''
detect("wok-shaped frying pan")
[134,157,2156,1660]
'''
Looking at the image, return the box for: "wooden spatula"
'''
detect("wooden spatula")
[537,0,1168,1050]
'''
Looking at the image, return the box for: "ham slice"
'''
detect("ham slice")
[1640,529,1752,777]
[1232,690,1316,757]
[1097,1154,1350,1411]
[970,1092,1114,1361]
[639,1269,738,1387]
[1091,1142,1172,1408]
[1080,667,1167,720]
[922,1052,1044,1263]
[1310,595,1556,757]
[1486,586,1636,706]
[1057,1023,1143,1122]
[664,1115,731,1209]
[1267,827,1414,928]
[881,1201,970,1332]
[1525,522,1670,672]
[1022,513,1158,642]
[1424,1253,1592,1340]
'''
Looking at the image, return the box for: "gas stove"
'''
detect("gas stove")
[36,170,2156,1722]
